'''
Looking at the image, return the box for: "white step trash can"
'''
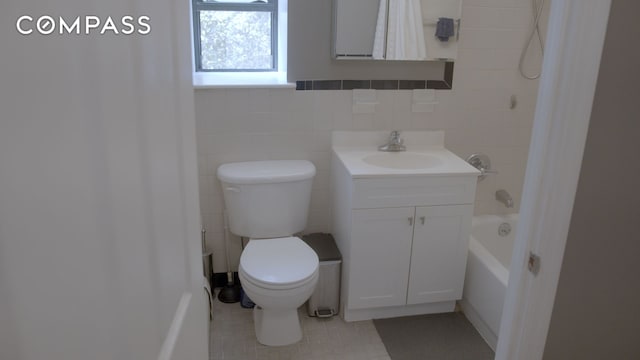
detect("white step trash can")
[302,233,342,317]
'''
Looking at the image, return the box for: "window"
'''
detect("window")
[192,0,278,72]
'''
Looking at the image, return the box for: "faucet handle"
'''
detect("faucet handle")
[480,167,498,176]
[466,153,497,181]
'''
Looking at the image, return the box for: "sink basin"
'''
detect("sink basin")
[362,152,443,169]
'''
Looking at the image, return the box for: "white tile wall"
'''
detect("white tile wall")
[195,0,548,272]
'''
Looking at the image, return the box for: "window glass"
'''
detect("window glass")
[202,0,272,3]
[199,11,272,70]
[193,0,277,72]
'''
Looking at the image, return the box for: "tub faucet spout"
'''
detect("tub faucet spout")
[496,189,514,208]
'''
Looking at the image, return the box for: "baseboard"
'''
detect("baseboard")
[342,301,456,322]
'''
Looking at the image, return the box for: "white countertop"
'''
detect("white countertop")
[332,131,481,179]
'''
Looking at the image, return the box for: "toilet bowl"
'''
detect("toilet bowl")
[239,236,319,346]
[217,160,318,346]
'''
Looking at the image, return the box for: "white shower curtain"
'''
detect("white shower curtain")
[372,0,427,60]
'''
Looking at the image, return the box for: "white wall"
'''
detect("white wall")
[196,0,547,272]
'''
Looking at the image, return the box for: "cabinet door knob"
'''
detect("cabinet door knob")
[420,216,425,225]
[408,217,413,226]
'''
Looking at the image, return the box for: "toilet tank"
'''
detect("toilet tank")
[217,160,316,238]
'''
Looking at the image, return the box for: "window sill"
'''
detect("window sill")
[193,72,295,89]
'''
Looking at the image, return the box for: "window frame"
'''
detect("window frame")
[192,0,279,72]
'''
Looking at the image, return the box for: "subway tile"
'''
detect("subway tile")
[269,88,295,113]
[332,91,355,129]
[195,133,211,155]
[309,152,331,170]
[458,88,510,109]
[311,130,332,152]
[248,88,272,113]
[268,151,313,162]
[310,189,329,211]
[372,112,393,130]
[313,91,336,130]
[333,111,353,130]
[198,175,214,198]
[291,90,315,113]
[352,114,374,130]
[456,48,521,70]
[372,91,395,130]
[459,28,527,50]
[277,111,313,131]
[311,170,330,190]
[462,6,533,29]
[392,91,413,129]
[409,112,432,130]
[223,89,250,115]
[245,111,277,132]
[259,131,315,153]
[463,0,528,7]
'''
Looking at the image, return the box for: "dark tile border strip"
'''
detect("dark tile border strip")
[296,62,454,91]
[399,80,426,90]
[427,62,454,90]
[371,80,399,90]
[343,80,371,90]
[313,80,342,90]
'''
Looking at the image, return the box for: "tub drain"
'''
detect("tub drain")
[498,222,511,237]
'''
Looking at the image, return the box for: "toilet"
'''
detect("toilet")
[217,160,319,346]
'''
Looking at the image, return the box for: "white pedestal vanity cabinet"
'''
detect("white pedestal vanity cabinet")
[330,131,480,321]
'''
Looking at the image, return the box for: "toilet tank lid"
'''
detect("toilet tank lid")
[217,160,316,184]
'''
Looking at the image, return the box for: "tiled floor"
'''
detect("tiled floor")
[209,291,391,360]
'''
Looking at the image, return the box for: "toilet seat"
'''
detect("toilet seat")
[240,236,319,290]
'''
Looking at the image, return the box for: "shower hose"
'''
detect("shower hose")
[519,0,546,80]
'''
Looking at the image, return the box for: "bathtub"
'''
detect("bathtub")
[460,214,517,351]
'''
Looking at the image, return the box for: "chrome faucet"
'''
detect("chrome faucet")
[496,190,514,208]
[378,130,406,152]
[467,153,498,181]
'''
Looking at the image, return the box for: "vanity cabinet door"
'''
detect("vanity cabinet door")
[349,207,415,309]
[407,205,473,305]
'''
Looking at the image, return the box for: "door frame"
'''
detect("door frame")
[495,1,612,359]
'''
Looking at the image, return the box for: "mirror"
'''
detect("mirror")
[288,0,455,88]
[333,0,462,61]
